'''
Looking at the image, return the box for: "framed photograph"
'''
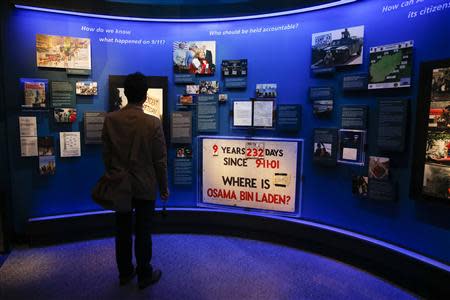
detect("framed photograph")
[199,81,219,94]
[173,41,216,75]
[313,128,338,167]
[411,59,450,202]
[431,67,450,101]
[38,136,55,156]
[176,146,193,158]
[76,81,98,95]
[36,34,91,70]
[21,78,48,109]
[368,40,414,89]
[109,75,168,140]
[54,108,77,123]
[369,156,390,180]
[39,156,56,175]
[337,129,366,165]
[352,176,368,198]
[219,94,228,103]
[311,25,364,69]
[256,83,277,98]
[313,100,333,118]
[186,85,200,95]
[222,59,248,77]
[179,95,194,105]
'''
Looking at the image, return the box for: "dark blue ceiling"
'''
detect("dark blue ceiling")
[11,0,349,19]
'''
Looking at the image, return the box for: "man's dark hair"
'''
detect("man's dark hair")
[124,72,148,104]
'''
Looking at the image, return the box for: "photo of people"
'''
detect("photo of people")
[369,156,390,180]
[352,176,368,198]
[54,108,77,123]
[431,67,450,101]
[76,81,98,95]
[39,156,56,176]
[38,136,55,156]
[199,81,219,94]
[423,163,449,199]
[186,85,200,95]
[176,146,193,158]
[173,41,216,75]
[428,101,450,129]
[311,25,364,69]
[219,94,228,103]
[256,83,277,98]
[314,142,332,158]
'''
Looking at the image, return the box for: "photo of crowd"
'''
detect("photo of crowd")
[173,41,216,75]
[76,81,98,95]
[199,81,219,94]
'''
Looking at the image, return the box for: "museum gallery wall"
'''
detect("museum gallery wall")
[2,0,450,263]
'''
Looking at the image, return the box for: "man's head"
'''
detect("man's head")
[124,72,148,104]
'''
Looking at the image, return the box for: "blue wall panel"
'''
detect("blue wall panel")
[3,0,450,263]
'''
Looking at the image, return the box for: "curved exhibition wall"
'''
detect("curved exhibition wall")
[2,0,450,264]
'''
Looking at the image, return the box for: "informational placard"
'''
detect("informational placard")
[201,138,300,213]
[309,87,334,100]
[368,179,397,201]
[197,95,218,133]
[376,98,408,152]
[253,100,274,128]
[19,116,37,137]
[171,111,192,144]
[313,128,338,166]
[277,105,301,132]
[222,59,248,89]
[51,81,75,108]
[342,74,368,91]
[84,112,106,144]
[60,132,81,157]
[174,158,193,186]
[233,101,252,127]
[341,106,368,129]
[20,137,38,157]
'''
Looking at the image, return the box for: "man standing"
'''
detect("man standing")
[101,72,169,289]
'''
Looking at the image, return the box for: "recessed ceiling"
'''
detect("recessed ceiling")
[11,0,352,19]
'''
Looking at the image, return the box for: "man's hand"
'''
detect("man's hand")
[161,189,169,201]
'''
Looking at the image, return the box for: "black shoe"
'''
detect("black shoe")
[119,270,136,286]
[138,269,162,290]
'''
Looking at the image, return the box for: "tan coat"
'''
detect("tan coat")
[101,104,168,201]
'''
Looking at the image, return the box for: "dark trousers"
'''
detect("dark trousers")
[115,199,155,279]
